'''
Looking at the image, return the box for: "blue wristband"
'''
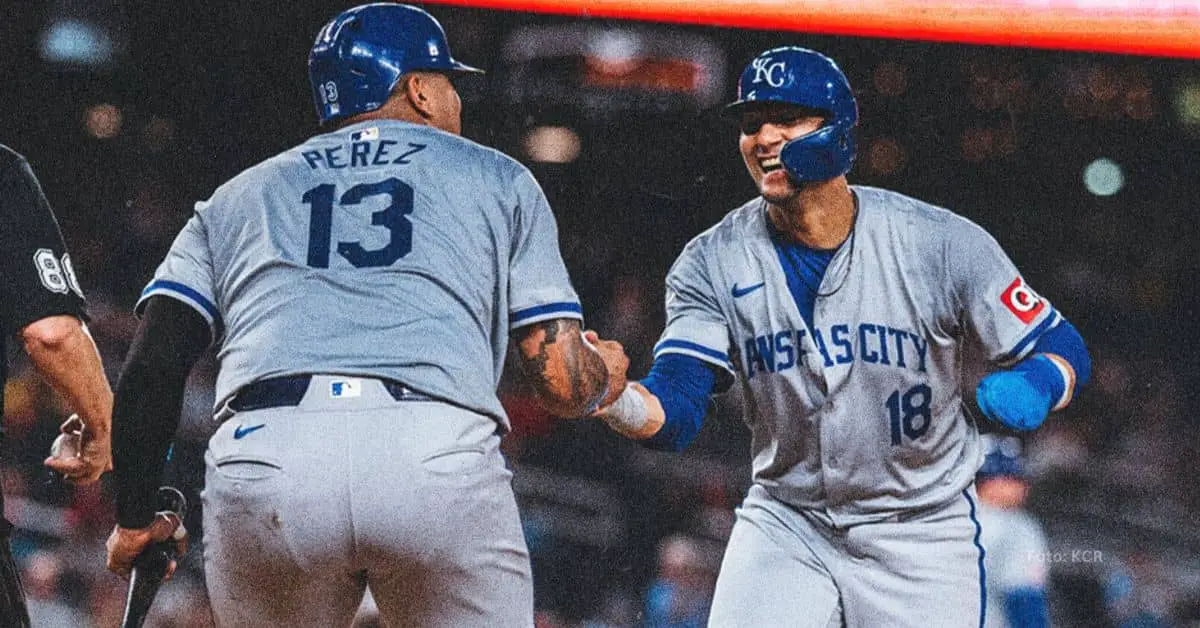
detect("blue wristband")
[1029,318,1090,396]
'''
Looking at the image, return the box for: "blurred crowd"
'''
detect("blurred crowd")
[3,3,1199,627]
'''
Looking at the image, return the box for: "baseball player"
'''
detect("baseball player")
[104,5,623,627]
[0,144,113,626]
[976,435,1051,628]
[591,47,1092,626]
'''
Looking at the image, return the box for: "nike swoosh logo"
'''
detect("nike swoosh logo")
[233,424,266,440]
[731,282,766,298]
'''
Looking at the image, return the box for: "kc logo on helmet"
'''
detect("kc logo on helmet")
[751,57,787,87]
[1000,276,1044,324]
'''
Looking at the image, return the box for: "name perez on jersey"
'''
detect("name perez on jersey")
[301,140,427,170]
[740,323,929,379]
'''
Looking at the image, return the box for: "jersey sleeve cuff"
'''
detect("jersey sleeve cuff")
[509,302,583,329]
[653,339,735,375]
[5,304,88,337]
[998,307,1059,366]
[138,280,222,338]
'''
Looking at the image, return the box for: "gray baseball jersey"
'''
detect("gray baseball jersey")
[139,119,582,427]
[656,185,1060,525]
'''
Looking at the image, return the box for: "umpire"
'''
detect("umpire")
[0,144,114,626]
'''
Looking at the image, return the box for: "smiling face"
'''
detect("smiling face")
[738,103,827,203]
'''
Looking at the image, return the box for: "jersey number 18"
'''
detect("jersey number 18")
[886,384,931,445]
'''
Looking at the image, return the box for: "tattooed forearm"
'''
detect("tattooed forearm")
[514,319,608,417]
[519,319,559,392]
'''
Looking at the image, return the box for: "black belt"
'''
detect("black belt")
[229,375,433,412]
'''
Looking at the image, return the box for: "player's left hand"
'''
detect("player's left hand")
[106,514,188,580]
[43,413,112,484]
[975,370,1052,432]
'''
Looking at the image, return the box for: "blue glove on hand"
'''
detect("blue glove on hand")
[976,355,1063,431]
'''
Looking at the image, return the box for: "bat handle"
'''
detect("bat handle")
[121,541,176,628]
[121,486,187,628]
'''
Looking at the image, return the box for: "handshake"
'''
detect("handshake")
[578,330,664,440]
[517,321,669,441]
[581,330,630,413]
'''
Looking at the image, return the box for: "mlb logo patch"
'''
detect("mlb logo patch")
[1000,277,1044,324]
[350,126,379,142]
[330,379,362,399]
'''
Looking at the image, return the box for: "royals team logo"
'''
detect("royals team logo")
[750,56,787,87]
[1000,276,1044,324]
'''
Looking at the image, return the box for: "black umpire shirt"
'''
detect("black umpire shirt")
[0,144,88,515]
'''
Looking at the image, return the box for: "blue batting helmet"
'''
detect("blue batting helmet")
[977,435,1026,480]
[726,46,857,182]
[308,3,484,125]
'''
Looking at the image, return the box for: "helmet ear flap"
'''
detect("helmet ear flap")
[780,123,856,182]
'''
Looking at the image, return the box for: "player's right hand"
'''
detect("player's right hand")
[976,369,1052,432]
[583,330,629,409]
[44,413,112,485]
[106,514,188,580]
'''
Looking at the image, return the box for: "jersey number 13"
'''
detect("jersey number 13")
[302,178,414,268]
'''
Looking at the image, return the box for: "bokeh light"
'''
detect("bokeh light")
[40,19,115,66]
[866,137,906,175]
[961,127,993,163]
[83,103,122,139]
[139,117,176,153]
[1175,82,1200,126]
[1083,158,1124,196]
[872,61,909,97]
[522,126,582,163]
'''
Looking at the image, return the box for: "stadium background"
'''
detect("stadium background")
[2,1,1198,625]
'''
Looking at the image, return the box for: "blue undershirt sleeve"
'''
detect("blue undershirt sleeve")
[639,353,719,452]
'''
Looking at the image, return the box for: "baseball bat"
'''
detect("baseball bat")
[121,487,187,628]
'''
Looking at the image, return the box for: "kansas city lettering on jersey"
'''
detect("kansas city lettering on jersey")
[301,140,426,170]
[742,323,929,378]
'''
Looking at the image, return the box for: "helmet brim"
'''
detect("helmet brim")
[447,60,485,75]
[721,100,750,118]
[721,99,828,120]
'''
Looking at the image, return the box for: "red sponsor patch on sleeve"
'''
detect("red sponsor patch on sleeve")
[1000,277,1044,324]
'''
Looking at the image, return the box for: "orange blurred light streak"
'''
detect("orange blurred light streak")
[424,0,1200,58]
[584,57,703,92]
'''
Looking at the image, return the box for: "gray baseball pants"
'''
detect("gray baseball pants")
[708,484,986,628]
[201,375,533,627]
